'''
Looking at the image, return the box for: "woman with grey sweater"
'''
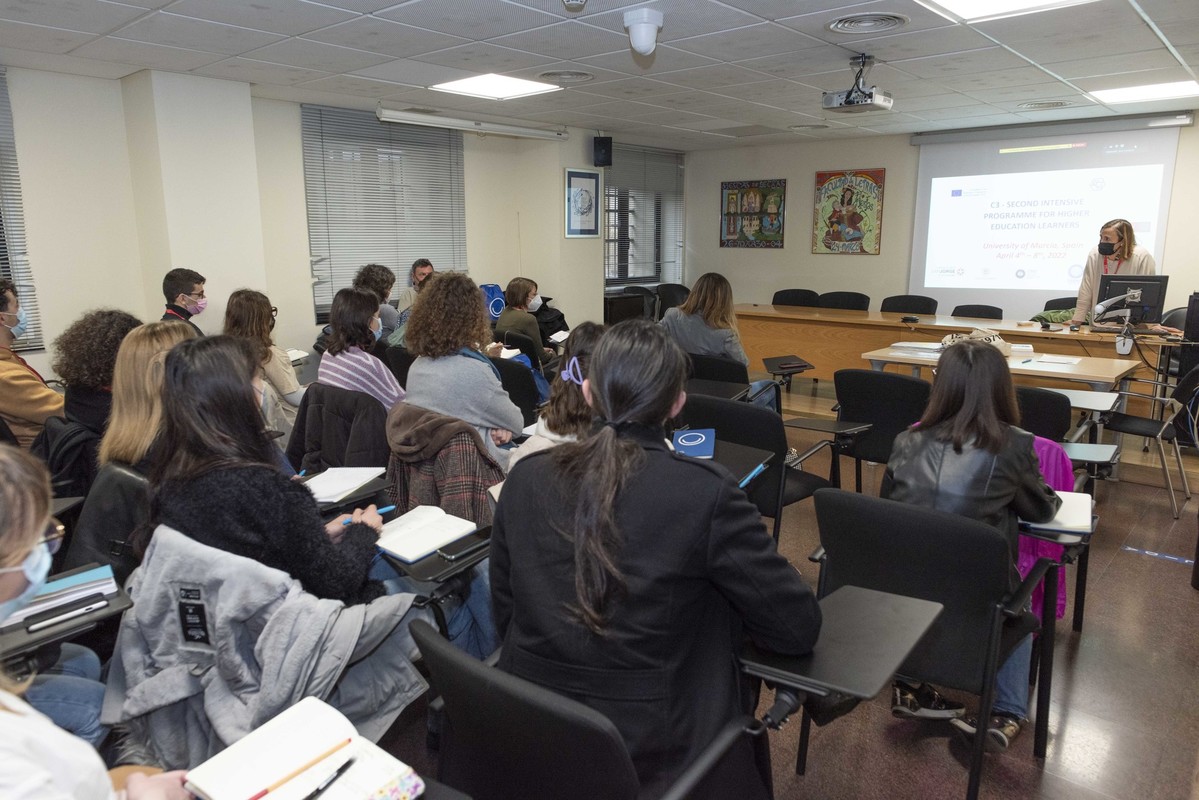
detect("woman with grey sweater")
[404,272,523,470]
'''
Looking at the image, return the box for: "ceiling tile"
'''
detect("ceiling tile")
[71,35,226,69]
[193,56,330,85]
[961,81,1086,103]
[295,73,416,96]
[351,57,475,85]
[578,44,719,75]
[669,22,827,61]
[1136,0,1199,23]
[650,90,746,112]
[574,76,685,100]
[512,0,650,15]
[987,93,1096,111]
[1159,17,1199,46]
[892,91,983,111]
[110,11,283,55]
[242,38,390,73]
[892,47,1030,79]
[732,43,868,81]
[713,0,853,23]
[0,42,139,76]
[298,0,406,11]
[937,65,1055,92]
[580,0,762,42]
[1073,66,1195,92]
[708,78,824,106]
[303,16,468,58]
[376,0,562,39]
[0,19,96,53]
[491,88,625,112]
[488,21,631,60]
[1043,50,1180,79]
[1012,105,1117,122]
[569,98,671,118]
[411,42,558,72]
[1001,28,1165,64]
[842,23,993,61]
[500,59,630,85]
[0,0,146,34]
[165,0,355,36]
[776,1,956,43]
[972,0,1141,41]
[653,63,773,89]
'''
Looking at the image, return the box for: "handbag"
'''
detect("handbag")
[940,327,1012,356]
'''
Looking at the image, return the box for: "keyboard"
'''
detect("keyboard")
[1088,325,1164,335]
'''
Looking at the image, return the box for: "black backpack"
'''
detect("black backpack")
[533,298,569,345]
[30,417,102,498]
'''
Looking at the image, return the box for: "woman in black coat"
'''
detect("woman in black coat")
[491,319,821,799]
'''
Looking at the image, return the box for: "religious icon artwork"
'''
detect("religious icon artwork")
[812,169,885,255]
[720,179,785,248]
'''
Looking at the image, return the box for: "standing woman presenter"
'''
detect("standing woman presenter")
[1070,218,1156,327]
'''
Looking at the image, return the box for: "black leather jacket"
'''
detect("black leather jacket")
[882,425,1061,564]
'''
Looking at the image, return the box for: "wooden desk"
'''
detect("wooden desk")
[862,347,1141,392]
[735,304,1156,384]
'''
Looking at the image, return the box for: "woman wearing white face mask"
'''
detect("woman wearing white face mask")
[0,279,64,447]
[494,276,557,369]
[316,287,405,410]
[0,446,192,799]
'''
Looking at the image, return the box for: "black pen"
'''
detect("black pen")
[301,757,356,800]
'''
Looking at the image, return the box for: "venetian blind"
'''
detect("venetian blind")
[301,105,467,317]
[0,67,41,350]
[603,145,684,287]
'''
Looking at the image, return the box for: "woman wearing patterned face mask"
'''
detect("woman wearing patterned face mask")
[1070,218,1157,328]
[0,446,191,799]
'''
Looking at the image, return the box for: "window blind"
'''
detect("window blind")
[0,67,41,350]
[603,146,684,287]
[301,105,467,318]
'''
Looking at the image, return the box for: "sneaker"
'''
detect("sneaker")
[891,680,966,720]
[784,447,804,469]
[950,713,1024,752]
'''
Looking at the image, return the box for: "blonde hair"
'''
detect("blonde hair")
[1100,218,1137,261]
[99,322,197,467]
[0,446,51,694]
[679,273,738,333]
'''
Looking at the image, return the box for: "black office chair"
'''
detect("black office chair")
[807,490,1056,800]
[623,286,658,319]
[1043,296,1077,312]
[410,619,757,800]
[952,304,1003,320]
[833,369,931,492]
[655,283,691,319]
[682,394,833,541]
[688,353,748,384]
[500,330,547,373]
[383,344,417,389]
[1161,307,1186,378]
[772,289,820,307]
[880,294,938,315]
[490,356,541,428]
[1102,364,1199,518]
[1015,386,1073,442]
[819,291,870,311]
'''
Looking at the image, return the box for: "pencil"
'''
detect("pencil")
[246,737,352,800]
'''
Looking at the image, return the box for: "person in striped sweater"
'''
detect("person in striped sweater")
[317,287,405,410]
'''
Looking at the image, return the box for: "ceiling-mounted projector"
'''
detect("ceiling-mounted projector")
[822,54,893,113]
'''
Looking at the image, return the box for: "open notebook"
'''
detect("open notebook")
[184,697,423,800]
[376,505,477,563]
[1022,490,1094,534]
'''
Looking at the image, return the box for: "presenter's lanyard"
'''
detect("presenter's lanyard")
[1102,256,1123,275]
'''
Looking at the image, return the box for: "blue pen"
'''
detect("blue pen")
[343,504,396,525]
[298,469,306,477]
[739,462,767,489]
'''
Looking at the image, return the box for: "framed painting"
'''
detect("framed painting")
[720,178,785,248]
[812,169,885,255]
[565,168,601,237]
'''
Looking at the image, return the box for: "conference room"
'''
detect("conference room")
[1,0,1197,798]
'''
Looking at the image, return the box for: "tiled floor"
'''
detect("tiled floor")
[383,432,1199,800]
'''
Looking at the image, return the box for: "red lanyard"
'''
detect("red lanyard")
[164,308,188,321]
[1102,256,1122,275]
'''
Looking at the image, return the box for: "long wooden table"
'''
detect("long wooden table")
[862,347,1142,392]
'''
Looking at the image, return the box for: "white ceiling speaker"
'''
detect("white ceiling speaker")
[623,8,663,56]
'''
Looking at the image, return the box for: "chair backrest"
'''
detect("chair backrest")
[285,383,390,473]
[880,294,938,315]
[502,329,541,371]
[622,286,658,319]
[411,619,641,800]
[1169,364,1199,447]
[655,283,691,319]
[383,344,417,389]
[1015,386,1072,442]
[682,394,786,517]
[1161,306,1187,330]
[771,289,820,307]
[1043,296,1077,312]
[833,369,930,463]
[490,356,540,427]
[814,489,1013,692]
[688,353,750,384]
[819,291,870,311]
[30,416,102,498]
[951,304,1003,320]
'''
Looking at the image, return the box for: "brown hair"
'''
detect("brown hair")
[552,320,687,633]
[223,289,275,366]
[353,263,396,304]
[325,287,379,356]
[162,268,205,304]
[52,309,142,389]
[1100,218,1137,262]
[542,322,606,438]
[504,277,537,309]
[678,272,737,332]
[99,322,197,466]
[0,278,16,313]
[405,273,492,358]
[918,339,1018,454]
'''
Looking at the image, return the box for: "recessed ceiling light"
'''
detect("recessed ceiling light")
[789,124,830,131]
[914,0,1099,23]
[430,73,561,100]
[1017,100,1072,109]
[826,13,909,34]
[1091,80,1199,104]
[537,70,595,85]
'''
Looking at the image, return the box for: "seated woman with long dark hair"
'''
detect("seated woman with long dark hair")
[883,339,1060,751]
[491,319,821,798]
[318,287,404,411]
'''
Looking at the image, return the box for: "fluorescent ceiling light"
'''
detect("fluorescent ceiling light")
[914,0,1098,22]
[430,73,561,100]
[376,105,569,141]
[1091,81,1199,105]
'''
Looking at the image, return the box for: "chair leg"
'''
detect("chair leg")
[854,459,862,493]
[795,709,812,775]
[1072,545,1089,632]
[1172,436,1191,500]
[1156,436,1180,519]
[1033,565,1058,760]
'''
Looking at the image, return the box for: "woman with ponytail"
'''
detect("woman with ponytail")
[490,319,821,799]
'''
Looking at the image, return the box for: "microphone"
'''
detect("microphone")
[1094,288,1142,318]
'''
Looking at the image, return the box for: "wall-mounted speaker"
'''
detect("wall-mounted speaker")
[593,136,613,167]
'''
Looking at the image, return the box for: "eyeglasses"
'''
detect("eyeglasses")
[270,307,278,318]
[42,517,65,556]
[186,291,206,301]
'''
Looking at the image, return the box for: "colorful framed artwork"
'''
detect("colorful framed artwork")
[720,178,786,248]
[812,169,885,255]
[565,168,601,238]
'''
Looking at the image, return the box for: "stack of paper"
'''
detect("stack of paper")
[376,506,477,563]
[890,341,942,351]
[499,347,522,359]
[0,564,118,629]
[302,468,384,504]
[548,330,570,344]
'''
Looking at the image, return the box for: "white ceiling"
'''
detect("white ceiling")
[0,0,1195,151]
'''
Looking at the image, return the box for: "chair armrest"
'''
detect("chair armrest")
[746,378,784,404]
[1002,557,1056,617]
[808,545,826,565]
[657,717,764,800]
[792,439,837,466]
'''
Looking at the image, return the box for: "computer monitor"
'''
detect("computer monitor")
[1095,274,1169,325]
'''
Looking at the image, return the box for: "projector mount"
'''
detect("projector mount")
[846,54,875,103]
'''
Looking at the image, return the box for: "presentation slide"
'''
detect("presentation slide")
[926,164,1163,290]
